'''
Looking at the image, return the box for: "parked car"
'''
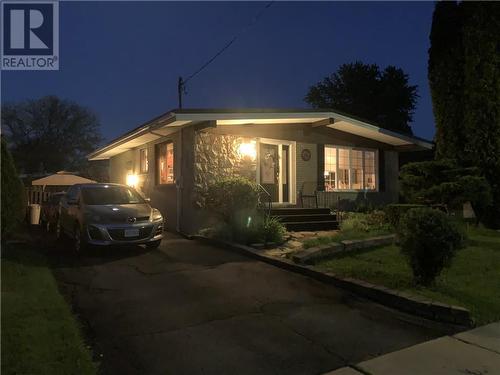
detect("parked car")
[40,192,66,232]
[57,183,164,252]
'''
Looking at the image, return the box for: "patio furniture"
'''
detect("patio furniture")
[299,181,319,208]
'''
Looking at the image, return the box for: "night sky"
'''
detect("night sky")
[2,1,436,144]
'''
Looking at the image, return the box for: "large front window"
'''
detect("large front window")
[157,142,174,184]
[324,146,377,191]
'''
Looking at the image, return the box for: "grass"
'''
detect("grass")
[303,228,392,249]
[315,226,500,325]
[1,243,97,375]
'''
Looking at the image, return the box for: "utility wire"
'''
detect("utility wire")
[183,1,274,85]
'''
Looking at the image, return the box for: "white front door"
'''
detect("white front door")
[257,139,296,204]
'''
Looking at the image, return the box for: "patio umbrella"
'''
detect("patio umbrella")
[32,171,96,186]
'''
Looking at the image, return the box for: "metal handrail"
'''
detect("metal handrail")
[256,183,272,214]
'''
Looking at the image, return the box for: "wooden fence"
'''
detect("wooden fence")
[25,187,54,204]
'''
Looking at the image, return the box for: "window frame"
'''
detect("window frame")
[323,145,379,192]
[139,148,149,174]
[156,141,175,185]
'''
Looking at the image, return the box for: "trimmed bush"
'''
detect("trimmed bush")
[1,138,26,238]
[399,207,465,285]
[340,210,391,233]
[204,177,259,222]
[385,204,425,228]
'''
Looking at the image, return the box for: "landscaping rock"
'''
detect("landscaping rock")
[292,243,343,264]
[341,234,396,251]
[287,240,303,249]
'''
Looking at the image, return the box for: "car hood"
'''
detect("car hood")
[85,204,153,223]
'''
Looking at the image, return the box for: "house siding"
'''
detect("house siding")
[296,142,317,196]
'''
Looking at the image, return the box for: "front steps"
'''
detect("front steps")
[268,207,339,231]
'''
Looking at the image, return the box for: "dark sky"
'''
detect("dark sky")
[2,1,436,143]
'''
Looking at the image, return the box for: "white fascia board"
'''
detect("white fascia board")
[174,112,333,122]
[329,111,433,149]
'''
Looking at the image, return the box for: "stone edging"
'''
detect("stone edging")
[292,234,396,264]
[190,235,474,328]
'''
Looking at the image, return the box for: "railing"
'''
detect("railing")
[256,184,272,215]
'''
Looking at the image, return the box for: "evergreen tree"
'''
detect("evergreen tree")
[462,2,500,226]
[428,1,465,159]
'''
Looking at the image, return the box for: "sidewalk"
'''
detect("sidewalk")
[326,322,500,375]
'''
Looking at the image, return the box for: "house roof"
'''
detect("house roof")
[88,108,433,160]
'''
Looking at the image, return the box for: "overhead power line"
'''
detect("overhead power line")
[178,1,274,108]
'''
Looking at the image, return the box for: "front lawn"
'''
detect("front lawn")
[315,226,500,325]
[1,243,97,375]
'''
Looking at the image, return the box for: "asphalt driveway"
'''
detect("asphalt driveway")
[50,232,448,375]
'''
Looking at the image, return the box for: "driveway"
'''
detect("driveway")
[50,232,448,375]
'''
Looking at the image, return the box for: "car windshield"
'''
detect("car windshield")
[81,186,145,205]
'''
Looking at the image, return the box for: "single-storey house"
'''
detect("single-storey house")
[88,108,432,233]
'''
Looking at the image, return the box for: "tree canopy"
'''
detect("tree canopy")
[305,62,418,135]
[1,96,102,174]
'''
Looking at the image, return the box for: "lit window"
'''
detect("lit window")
[364,150,376,190]
[157,142,174,184]
[351,150,363,190]
[324,146,377,190]
[338,148,350,189]
[324,146,336,192]
[140,148,148,173]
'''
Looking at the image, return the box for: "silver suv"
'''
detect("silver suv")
[57,183,164,252]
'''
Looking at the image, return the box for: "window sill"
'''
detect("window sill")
[320,189,379,193]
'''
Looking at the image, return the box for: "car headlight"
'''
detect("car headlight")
[152,208,163,221]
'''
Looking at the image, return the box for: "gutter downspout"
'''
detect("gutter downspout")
[176,128,183,233]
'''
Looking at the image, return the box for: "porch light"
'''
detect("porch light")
[126,173,138,188]
[238,140,257,160]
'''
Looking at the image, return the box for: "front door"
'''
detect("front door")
[260,143,279,202]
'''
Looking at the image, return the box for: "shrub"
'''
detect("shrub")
[399,207,465,285]
[258,215,286,244]
[385,204,425,228]
[399,159,492,224]
[1,138,26,238]
[340,210,391,233]
[204,177,259,222]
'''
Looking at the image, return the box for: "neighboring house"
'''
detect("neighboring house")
[88,108,432,233]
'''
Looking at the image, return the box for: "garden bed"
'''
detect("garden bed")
[313,226,500,325]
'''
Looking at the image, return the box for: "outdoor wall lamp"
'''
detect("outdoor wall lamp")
[238,140,257,161]
[126,173,139,188]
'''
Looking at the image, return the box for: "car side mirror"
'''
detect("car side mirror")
[144,197,151,203]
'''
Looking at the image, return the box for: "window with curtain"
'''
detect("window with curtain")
[323,146,377,190]
[140,148,148,173]
[364,150,376,190]
[338,148,350,189]
[156,142,174,184]
[324,146,336,192]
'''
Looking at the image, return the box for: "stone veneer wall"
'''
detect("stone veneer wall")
[194,131,257,207]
